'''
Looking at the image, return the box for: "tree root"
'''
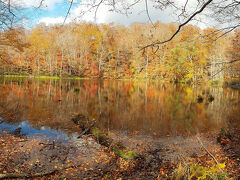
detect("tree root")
[77,121,96,138]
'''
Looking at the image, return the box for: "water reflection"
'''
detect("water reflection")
[0,77,239,138]
[0,120,69,142]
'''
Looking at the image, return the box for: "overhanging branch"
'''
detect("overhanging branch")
[141,0,213,50]
[63,0,74,25]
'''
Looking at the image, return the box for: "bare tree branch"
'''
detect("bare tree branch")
[94,0,104,21]
[213,24,240,41]
[145,0,155,27]
[38,0,45,8]
[63,0,74,25]
[141,0,213,50]
[207,59,240,66]
[177,0,189,20]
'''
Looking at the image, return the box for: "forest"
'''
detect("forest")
[1,0,240,179]
[0,21,239,82]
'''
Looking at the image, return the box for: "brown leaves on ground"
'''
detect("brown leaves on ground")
[0,131,112,179]
[0,129,240,179]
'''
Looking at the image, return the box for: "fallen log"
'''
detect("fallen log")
[0,170,57,179]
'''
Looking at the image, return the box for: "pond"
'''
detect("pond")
[0,77,239,140]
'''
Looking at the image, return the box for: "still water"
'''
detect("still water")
[0,77,239,138]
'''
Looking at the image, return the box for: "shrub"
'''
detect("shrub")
[172,163,228,180]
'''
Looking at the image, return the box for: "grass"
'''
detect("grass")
[0,75,29,78]
[0,74,87,80]
[112,147,138,160]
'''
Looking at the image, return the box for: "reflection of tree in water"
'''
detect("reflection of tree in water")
[0,77,239,137]
[207,88,234,125]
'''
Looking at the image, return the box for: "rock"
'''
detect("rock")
[13,127,22,136]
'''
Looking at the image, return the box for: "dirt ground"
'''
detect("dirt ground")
[0,127,240,179]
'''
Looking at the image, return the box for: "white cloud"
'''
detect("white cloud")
[70,0,177,25]
[13,0,63,10]
[39,17,71,25]
[36,0,212,28]
[68,0,209,28]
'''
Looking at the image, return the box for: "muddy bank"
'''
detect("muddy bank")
[0,130,111,179]
[0,127,169,179]
[1,127,239,179]
[0,113,239,179]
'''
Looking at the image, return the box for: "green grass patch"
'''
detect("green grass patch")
[112,147,138,160]
[91,127,138,160]
[91,127,108,141]
[0,74,89,80]
[0,75,29,78]
[34,75,60,80]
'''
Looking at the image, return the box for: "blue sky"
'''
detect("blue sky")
[23,0,78,27]
[20,0,210,28]
[21,0,178,27]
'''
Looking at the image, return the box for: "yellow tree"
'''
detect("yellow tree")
[28,26,50,75]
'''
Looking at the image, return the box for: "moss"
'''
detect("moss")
[91,127,101,136]
[112,148,138,160]
[91,127,138,160]
[91,127,111,146]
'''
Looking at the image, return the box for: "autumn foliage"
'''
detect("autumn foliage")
[0,22,239,82]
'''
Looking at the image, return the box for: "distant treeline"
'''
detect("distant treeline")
[0,21,239,82]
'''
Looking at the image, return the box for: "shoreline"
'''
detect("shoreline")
[0,74,228,85]
[0,126,239,179]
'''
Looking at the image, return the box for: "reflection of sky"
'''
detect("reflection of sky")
[0,119,69,142]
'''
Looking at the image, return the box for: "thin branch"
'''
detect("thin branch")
[197,136,219,164]
[63,0,74,25]
[207,59,240,66]
[145,0,155,27]
[38,0,45,8]
[94,0,104,21]
[213,24,240,41]
[77,121,96,138]
[208,59,240,79]
[210,66,227,79]
[141,0,213,50]
[126,0,142,10]
[178,0,189,21]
